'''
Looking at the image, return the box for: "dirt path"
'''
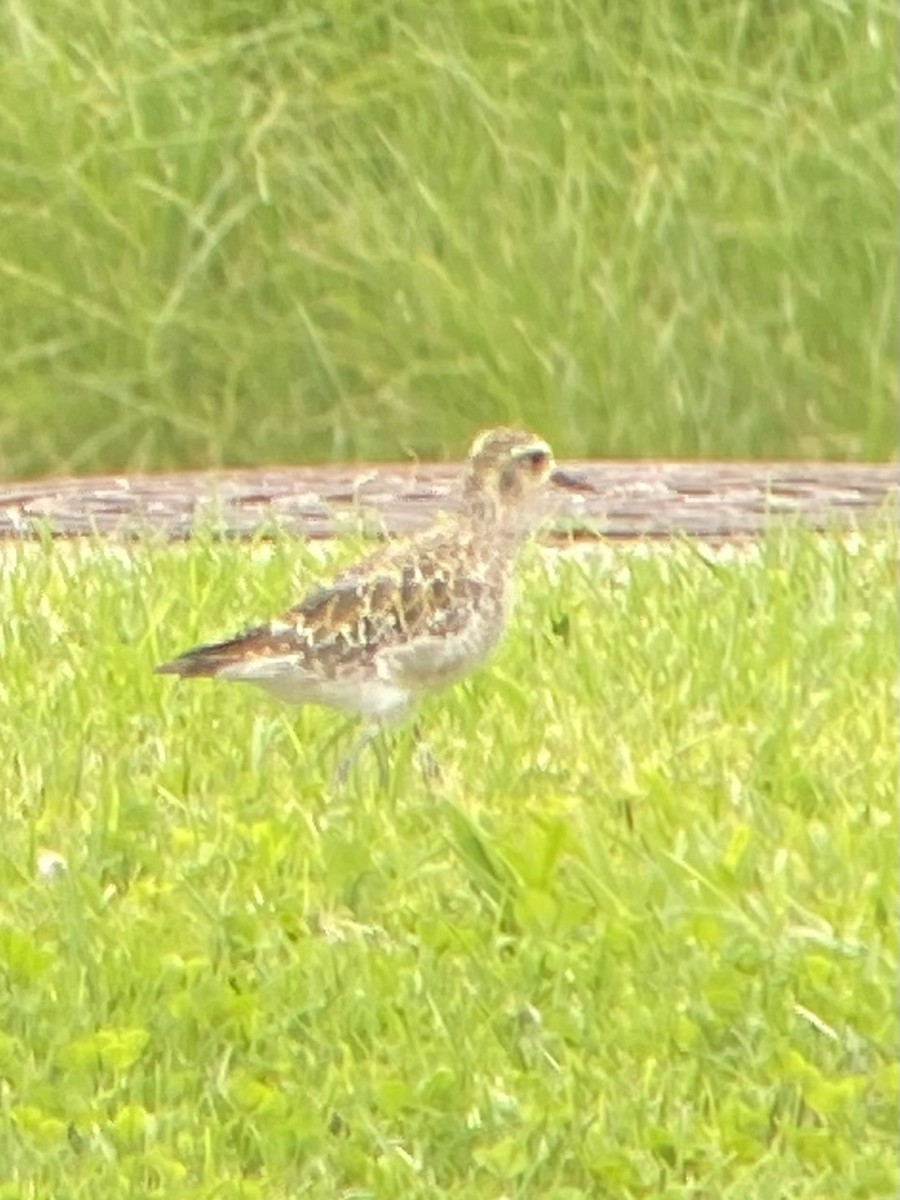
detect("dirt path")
[0,461,894,541]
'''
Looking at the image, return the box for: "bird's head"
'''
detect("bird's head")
[463,427,588,516]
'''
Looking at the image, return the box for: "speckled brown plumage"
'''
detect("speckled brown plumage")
[156,427,587,723]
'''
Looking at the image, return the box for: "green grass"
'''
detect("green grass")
[1,0,897,475]
[0,519,896,1196]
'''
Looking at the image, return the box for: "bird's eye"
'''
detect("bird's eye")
[519,447,550,472]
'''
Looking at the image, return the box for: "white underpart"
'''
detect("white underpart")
[378,631,496,694]
[214,655,411,720]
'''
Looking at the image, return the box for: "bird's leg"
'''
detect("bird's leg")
[372,732,392,790]
[333,724,381,789]
[333,720,439,791]
[412,722,443,783]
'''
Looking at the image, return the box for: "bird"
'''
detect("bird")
[155,427,589,771]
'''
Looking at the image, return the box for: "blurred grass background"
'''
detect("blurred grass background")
[1,0,896,478]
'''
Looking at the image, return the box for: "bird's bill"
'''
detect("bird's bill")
[550,467,594,493]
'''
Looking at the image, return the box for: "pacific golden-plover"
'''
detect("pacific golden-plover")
[155,427,588,766]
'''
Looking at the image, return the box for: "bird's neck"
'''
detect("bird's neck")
[462,493,533,554]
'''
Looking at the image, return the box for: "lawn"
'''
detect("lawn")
[1,0,897,474]
[0,519,896,1197]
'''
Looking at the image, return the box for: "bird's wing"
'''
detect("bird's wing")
[156,551,492,681]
